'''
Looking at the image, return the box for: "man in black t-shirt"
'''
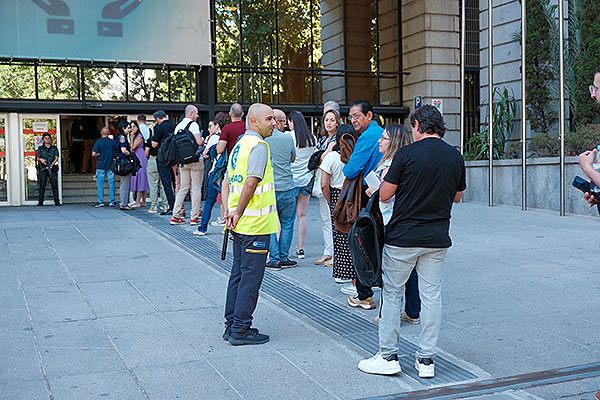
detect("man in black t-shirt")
[151,110,177,215]
[358,105,466,379]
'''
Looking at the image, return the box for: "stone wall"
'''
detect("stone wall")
[401,0,461,146]
[464,158,597,216]
[320,0,345,104]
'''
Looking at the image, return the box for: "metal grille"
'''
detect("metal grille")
[128,209,478,385]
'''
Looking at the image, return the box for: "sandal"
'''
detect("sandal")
[315,254,333,265]
[120,206,132,210]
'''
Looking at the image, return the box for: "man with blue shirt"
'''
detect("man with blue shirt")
[264,109,297,270]
[92,127,118,207]
[343,99,383,310]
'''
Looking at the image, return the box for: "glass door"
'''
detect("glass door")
[0,115,7,203]
[21,115,61,204]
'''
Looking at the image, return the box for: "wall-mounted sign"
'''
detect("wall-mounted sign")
[34,136,44,150]
[33,122,49,133]
[432,99,443,115]
[0,0,210,65]
[414,96,422,110]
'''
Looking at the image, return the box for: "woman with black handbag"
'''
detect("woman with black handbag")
[116,121,133,210]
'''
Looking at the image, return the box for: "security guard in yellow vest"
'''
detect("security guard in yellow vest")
[224,103,278,346]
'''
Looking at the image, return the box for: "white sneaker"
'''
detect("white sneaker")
[335,278,352,284]
[415,357,435,378]
[340,283,357,295]
[193,230,206,236]
[210,218,226,227]
[358,353,401,375]
[148,207,158,214]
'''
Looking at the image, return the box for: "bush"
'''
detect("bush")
[566,124,600,155]
[504,141,523,159]
[529,132,560,157]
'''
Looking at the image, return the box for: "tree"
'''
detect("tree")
[574,0,600,126]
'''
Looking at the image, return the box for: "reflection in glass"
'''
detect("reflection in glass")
[37,64,80,100]
[217,70,241,103]
[215,0,241,66]
[279,70,312,104]
[84,67,126,101]
[242,71,276,104]
[0,118,6,201]
[170,69,196,102]
[128,68,169,101]
[22,118,58,202]
[0,64,36,99]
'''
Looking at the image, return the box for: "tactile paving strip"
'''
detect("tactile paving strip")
[128,209,478,385]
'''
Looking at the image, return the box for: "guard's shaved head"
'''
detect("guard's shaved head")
[185,104,198,118]
[247,103,276,138]
[273,109,286,120]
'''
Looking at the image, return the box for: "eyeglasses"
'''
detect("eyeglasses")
[590,85,599,95]
[348,113,364,121]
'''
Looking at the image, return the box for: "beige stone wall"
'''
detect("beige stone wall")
[379,0,401,105]
[401,0,461,146]
[320,0,345,104]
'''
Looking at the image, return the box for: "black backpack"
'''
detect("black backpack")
[174,121,200,164]
[348,191,385,288]
[158,133,177,168]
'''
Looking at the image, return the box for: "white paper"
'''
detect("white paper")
[365,170,381,190]
[33,122,48,133]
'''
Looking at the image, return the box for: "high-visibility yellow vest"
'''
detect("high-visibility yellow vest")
[227,133,278,235]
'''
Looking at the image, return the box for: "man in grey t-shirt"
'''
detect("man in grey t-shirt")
[264,109,298,269]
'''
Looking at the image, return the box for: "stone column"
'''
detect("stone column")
[401,0,460,145]
[320,0,345,104]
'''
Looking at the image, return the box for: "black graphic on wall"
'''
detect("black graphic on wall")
[98,0,141,37]
[32,0,74,34]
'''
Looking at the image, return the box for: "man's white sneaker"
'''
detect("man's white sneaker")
[415,357,435,378]
[358,353,401,375]
[335,278,352,284]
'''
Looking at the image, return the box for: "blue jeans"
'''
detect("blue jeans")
[225,232,270,334]
[198,178,219,233]
[269,189,296,262]
[95,169,115,204]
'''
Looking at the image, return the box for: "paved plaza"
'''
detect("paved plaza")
[1,200,600,400]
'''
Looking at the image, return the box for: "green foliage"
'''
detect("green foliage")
[504,141,523,159]
[464,87,517,160]
[566,124,600,154]
[0,64,36,99]
[529,132,560,157]
[574,0,600,127]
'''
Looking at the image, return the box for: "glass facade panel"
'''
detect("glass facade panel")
[0,63,36,99]
[128,68,169,102]
[217,69,242,103]
[169,69,196,103]
[279,70,312,104]
[84,67,126,101]
[37,64,80,100]
[215,0,241,66]
[0,117,6,201]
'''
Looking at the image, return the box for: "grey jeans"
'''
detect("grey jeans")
[379,244,447,359]
[147,156,166,208]
[119,174,131,206]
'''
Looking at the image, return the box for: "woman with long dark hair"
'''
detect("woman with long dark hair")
[116,120,132,210]
[287,111,316,259]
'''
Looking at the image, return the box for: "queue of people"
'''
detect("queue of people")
[80,100,466,380]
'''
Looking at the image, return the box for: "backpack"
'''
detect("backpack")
[174,121,200,164]
[348,191,385,288]
[158,133,177,168]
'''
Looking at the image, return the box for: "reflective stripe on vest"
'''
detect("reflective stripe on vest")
[227,133,278,235]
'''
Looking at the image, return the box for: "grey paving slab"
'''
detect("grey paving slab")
[0,379,48,400]
[0,334,43,383]
[128,276,217,312]
[205,350,338,400]
[48,371,144,400]
[133,361,241,400]
[99,313,203,369]
[525,377,600,399]
[16,261,71,288]
[23,285,94,324]
[78,280,155,318]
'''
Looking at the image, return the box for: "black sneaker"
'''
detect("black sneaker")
[279,259,297,269]
[108,202,116,207]
[228,329,269,346]
[37,202,43,206]
[55,203,62,206]
[95,203,105,208]
[160,208,173,216]
[223,326,259,341]
[265,261,282,271]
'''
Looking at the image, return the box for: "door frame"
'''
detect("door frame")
[0,113,8,205]
[19,114,61,205]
